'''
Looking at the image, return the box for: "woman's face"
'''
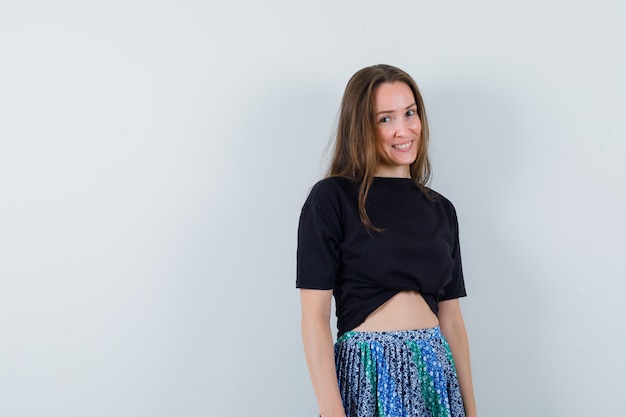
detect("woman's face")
[372,82,421,178]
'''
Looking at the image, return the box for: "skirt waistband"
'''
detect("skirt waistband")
[336,326,443,345]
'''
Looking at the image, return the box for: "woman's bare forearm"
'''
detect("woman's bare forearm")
[302,316,346,417]
[439,300,476,417]
[300,290,346,417]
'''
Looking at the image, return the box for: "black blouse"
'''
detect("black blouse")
[296,176,466,336]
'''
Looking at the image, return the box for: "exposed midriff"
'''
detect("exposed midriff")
[352,290,439,332]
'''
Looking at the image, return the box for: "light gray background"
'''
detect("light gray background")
[1,1,625,416]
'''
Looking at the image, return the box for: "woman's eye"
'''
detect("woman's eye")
[406,109,416,117]
[379,116,391,123]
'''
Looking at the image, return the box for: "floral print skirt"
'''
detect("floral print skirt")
[334,327,465,417]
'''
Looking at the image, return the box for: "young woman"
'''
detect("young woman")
[297,64,476,417]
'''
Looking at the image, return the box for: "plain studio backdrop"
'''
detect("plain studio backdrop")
[1,1,625,416]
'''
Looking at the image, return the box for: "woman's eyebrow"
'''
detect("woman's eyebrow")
[375,103,417,116]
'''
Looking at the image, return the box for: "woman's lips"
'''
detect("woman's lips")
[391,140,414,151]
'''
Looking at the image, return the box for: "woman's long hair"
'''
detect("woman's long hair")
[327,64,432,231]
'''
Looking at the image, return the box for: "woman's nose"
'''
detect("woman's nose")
[395,120,408,137]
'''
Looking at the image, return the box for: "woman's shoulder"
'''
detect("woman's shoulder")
[309,176,356,197]
[304,176,357,208]
[424,187,458,215]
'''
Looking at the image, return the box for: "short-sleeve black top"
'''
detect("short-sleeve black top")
[296,176,466,336]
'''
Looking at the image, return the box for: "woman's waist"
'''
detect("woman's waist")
[349,290,439,333]
[336,325,444,345]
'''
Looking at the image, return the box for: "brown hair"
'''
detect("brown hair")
[327,64,432,231]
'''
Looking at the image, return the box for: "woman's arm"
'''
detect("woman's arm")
[300,289,346,417]
[438,299,476,417]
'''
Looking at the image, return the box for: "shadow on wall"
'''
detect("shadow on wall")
[202,77,344,415]
[425,79,555,415]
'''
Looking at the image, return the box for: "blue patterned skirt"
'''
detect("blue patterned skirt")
[334,327,465,417]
